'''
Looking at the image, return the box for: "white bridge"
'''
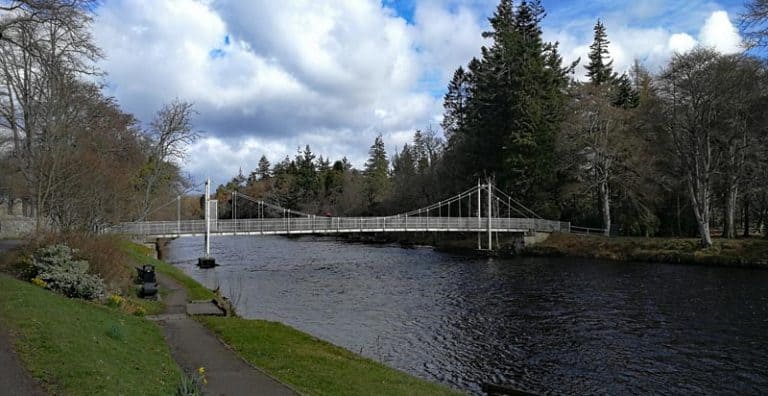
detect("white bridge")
[111,216,570,239]
[109,180,584,252]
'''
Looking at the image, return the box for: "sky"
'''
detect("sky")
[92,0,747,185]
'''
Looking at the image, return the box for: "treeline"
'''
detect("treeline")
[220,0,768,246]
[0,1,196,232]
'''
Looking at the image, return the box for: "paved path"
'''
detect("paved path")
[0,241,46,395]
[153,274,297,396]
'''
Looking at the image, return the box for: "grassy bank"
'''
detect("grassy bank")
[526,233,768,268]
[0,274,180,395]
[200,317,460,396]
[121,241,214,301]
[121,242,459,394]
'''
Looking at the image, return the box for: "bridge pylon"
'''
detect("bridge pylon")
[198,177,216,268]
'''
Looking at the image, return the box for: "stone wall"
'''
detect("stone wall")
[0,215,35,239]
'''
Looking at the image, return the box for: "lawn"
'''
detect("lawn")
[0,275,180,395]
[121,241,214,301]
[199,317,462,396]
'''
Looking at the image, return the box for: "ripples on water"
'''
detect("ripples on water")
[164,236,768,395]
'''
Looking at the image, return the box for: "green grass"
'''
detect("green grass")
[121,242,214,301]
[0,275,180,395]
[526,233,768,267]
[199,317,462,396]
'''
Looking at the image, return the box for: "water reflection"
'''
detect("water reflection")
[164,236,768,395]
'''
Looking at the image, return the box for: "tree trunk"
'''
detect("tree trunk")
[723,181,738,239]
[600,181,611,237]
[688,177,712,247]
[743,195,750,238]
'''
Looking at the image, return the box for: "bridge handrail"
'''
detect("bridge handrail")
[106,216,571,236]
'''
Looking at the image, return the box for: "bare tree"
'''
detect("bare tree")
[0,0,101,229]
[136,100,198,220]
[560,83,639,236]
[713,54,767,238]
[742,0,768,48]
[657,48,727,246]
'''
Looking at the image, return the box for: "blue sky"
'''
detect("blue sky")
[91,0,750,185]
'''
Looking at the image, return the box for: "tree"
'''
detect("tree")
[657,48,727,246]
[441,0,573,216]
[585,20,615,86]
[560,83,638,236]
[136,100,198,220]
[254,155,271,181]
[441,66,472,141]
[363,135,390,212]
[0,0,102,228]
[742,0,768,48]
[710,55,767,238]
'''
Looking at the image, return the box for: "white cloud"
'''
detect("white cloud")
[699,11,742,54]
[92,2,745,184]
[669,33,698,53]
[550,10,743,79]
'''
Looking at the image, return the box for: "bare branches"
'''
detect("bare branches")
[148,99,199,163]
[741,0,768,48]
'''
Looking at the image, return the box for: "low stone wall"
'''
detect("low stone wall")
[0,216,35,239]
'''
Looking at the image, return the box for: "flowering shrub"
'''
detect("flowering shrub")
[133,306,147,317]
[31,277,48,288]
[107,294,125,308]
[30,244,105,300]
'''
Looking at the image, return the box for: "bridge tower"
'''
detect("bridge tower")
[198,178,216,268]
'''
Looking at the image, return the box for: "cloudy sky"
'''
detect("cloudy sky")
[92,0,745,185]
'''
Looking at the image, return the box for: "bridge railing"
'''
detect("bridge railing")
[108,217,571,236]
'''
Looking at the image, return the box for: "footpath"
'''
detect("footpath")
[151,273,297,396]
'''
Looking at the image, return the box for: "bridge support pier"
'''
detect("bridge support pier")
[198,177,217,268]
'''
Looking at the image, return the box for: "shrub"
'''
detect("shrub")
[30,244,106,300]
[107,294,124,308]
[25,233,131,290]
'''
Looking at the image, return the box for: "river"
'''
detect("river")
[163,235,768,395]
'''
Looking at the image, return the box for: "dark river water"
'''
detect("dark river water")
[163,236,768,395]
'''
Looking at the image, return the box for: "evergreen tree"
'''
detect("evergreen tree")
[295,145,318,200]
[585,20,615,86]
[441,66,472,142]
[256,155,271,181]
[613,72,640,108]
[443,0,572,214]
[363,135,390,212]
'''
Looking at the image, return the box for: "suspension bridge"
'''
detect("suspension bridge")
[108,179,578,261]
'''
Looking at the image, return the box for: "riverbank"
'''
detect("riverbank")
[128,241,461,395]
[525,233,768,268]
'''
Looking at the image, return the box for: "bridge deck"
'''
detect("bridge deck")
[109,217,570,238]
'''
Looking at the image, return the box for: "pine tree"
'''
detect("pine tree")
[443,0,571,214]
[256,155,271,181]
[585,20,615,86]
[442,66,472,142]
[613,72,640,108]
[363,135,390,212]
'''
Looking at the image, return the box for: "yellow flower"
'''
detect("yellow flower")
[108,294,124,307]
[31,278,47,288]
[197,367,205,375]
